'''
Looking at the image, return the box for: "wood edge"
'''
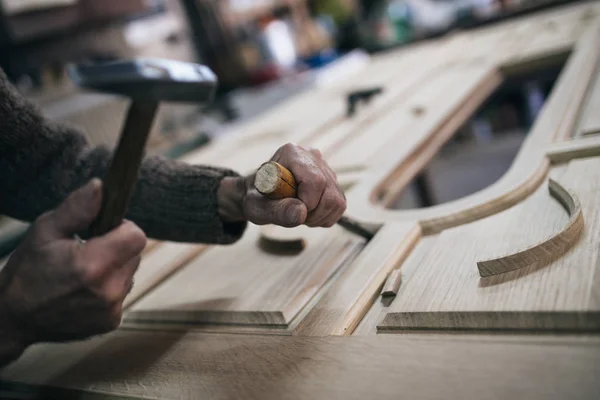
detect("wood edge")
[377,311,600,332]
[546,135,600,164]
[330,224,421,336]
[422,158,550,234]
[124,309,288,327]
[476,178,584,277]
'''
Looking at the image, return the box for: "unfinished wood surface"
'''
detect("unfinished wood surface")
[579,60,600,136]
[127,225,364,327]
[381,269,403,297]
[477,178,584,277]
[379,157,600,332]
[1,331,599,400]
[124,242,208,309]
[354,236,439,336]
[328,62,501,174]
[294,222,419,336]
[546,135,600,163]
[343,19,600,235]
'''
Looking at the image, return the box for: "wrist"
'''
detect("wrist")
[218,176,248,223]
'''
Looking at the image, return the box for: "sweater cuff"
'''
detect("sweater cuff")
[125,155,248,245]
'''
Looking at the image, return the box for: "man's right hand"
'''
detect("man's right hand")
[0,179,147,365]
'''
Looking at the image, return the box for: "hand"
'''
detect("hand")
[0,179,147,364]
[219,143,346,228]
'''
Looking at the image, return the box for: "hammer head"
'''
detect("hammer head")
[67,58,217,104]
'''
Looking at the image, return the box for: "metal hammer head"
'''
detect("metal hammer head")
[67,58,219,237]
[67,58,218,103]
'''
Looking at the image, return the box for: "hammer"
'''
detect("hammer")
[68,58,217,237]
[254,161,378,241]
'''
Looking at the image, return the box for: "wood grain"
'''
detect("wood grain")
[343,18,600,235]
[124,242,208,309]
[1,331,599,400]
[379,157,600,332]
[476,178,584,277]
[127,225,364,327]
[579,59,600,136]
[381,269,403,297]
[294,223,420,336]
[547,135,600,164]
[354,236,439,336]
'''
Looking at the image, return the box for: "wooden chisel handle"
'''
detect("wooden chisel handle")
[254,161,375,240]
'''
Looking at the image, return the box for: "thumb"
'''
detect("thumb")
[49,179,103,237]
[243,194,307,228]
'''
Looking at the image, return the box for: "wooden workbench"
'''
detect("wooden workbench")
[2,2,600,398]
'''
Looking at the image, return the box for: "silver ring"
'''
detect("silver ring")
[74,234,87,245]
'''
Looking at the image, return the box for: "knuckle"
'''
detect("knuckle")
[80,262,107,284]
[313,173,327,187]
[324,220,337,228]
[336,195,347,211]
[282,142,297,154]
[122,221,148,253]
[310,148,323,158]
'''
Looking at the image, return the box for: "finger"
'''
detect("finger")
[243,192,307,227]
[83,220,147,271]
[47,179,103,237]
[273,146,326,213]
[99,255,141,304]
[305,187,346,227]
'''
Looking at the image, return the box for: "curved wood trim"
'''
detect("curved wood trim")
[344,22,600,234]
[476,179,584,277]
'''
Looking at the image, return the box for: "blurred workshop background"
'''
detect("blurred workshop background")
[0,0,580,255]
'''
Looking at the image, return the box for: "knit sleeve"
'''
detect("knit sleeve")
[0,70,247,245]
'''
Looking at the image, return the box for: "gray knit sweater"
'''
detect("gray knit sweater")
[0,70,247,244]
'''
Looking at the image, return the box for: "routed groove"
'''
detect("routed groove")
[476,179,584,277]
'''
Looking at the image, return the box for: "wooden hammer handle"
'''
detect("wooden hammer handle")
[89,100,158,237]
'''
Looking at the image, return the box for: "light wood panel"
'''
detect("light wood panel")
[579,63,600,136]
[344,18,600,234]
[476,178,584,277]
[124,242,208,309]
[1,331,599,400]
[353,236,439,336]
[127,225,364,327]
[379,157,600,332]
[294,222,419,336]
[546,135,600,163]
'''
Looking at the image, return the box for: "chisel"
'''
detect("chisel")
[254,161,377,241]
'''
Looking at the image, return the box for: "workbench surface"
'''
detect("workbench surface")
[2,2,600,399]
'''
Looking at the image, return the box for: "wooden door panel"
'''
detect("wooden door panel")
[344,21,600,235]
[579,67,600,137]
[126,225,364,327]
[378,157,600,332]
[3,3,600,398]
